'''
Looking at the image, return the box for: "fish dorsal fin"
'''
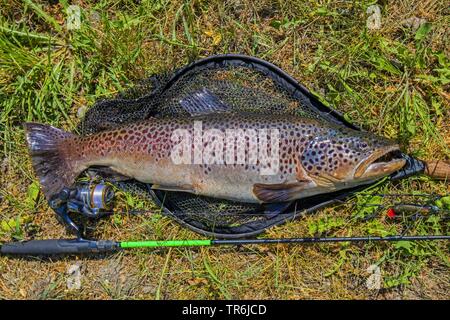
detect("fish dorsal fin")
[179,88,230,115]
[253,181,312,203]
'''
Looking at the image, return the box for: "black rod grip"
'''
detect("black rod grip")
[0,239,119,255]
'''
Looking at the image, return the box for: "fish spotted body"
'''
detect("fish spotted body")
[25,112,406,203]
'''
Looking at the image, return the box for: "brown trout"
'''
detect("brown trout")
[24,112,407,203]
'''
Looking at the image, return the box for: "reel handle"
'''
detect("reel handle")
[0,239,119,255]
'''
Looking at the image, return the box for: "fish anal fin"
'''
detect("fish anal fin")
[87,166,132,182]
[151,184,195,193]
[253,181,311,203]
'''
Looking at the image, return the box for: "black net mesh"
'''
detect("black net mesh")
[79,54,360,238]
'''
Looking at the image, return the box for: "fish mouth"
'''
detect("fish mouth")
[354,146,406,180]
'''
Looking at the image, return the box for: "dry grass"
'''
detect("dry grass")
[0,0,449,299]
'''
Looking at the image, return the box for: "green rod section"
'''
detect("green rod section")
[120,239,212,248]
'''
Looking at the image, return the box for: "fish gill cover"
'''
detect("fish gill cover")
[77,54,393,238]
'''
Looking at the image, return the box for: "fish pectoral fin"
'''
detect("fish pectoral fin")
[253,181,311,203]
[151,184,195,193]
[313,173,339,188]
[179,88,230,116]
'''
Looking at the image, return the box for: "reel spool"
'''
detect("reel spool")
[48,182,115,236]
[76,183,115,215]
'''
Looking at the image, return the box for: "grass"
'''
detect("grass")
[0,0,449,299]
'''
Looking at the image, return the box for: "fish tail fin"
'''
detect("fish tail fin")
[24,123,83,199]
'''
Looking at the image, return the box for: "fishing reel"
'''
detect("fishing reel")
[48,182,115,237]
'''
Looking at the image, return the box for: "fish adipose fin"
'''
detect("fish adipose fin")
[24,123,82,200]
[253,181,311,203]
[179,88,230,116]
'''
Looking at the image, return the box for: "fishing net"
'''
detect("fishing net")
[79,54,414,238]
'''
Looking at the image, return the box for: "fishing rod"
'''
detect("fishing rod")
[1,181,447,256]
[1,235,450,256]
